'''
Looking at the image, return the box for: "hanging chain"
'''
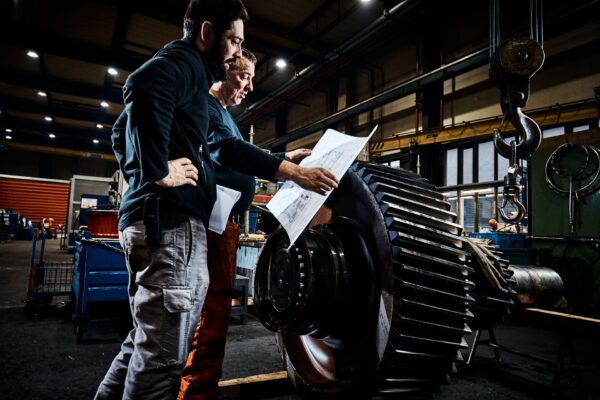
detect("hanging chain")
[80,238,125,255]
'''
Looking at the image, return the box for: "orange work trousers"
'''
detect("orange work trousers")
[178,220,239,400]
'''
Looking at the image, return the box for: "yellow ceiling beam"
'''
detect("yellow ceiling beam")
[0,141,116,161]
[369,101,598,154]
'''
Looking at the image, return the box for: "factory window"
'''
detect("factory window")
[493,135,515,180]
[389,160,400,168]
[445,140,511,186]
[452,189,495,233]
[543,126,564,138]
[497,149,510,179]
[572,124,589,133]
[445,148,458,186]
[478,141,495,182]
[460,196,475,232]
[442,135,534,233]
[462,148,473,184]
[477,192,496,232]
[448,195,457,214]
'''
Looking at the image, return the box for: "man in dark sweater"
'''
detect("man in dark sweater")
[178,50,315,399]
[97,1,253,399]
[99,1,337,399]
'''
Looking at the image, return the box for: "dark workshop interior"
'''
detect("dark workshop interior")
[0,0,599,399]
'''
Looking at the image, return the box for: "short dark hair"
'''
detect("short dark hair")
[183,0,249,40]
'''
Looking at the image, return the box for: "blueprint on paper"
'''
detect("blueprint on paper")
[267,126,378,248]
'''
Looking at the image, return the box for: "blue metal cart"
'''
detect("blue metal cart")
[24,221,72,316]
[71,235,128,342]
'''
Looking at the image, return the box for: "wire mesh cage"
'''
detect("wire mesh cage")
[25,221,74,316]
[28,261,73,297]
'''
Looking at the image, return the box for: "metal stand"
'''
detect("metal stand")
[466,327,582,396]
[231,274,249,325]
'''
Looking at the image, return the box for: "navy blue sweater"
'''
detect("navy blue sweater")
[112,38,216,230]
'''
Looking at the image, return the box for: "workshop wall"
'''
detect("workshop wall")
[0,149,40,177]
[0,148,116,180]
[288,91,327,132]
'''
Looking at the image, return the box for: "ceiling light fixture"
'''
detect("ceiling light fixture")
[5,128,12,133]
[275,59,287,68]
[27,50,39,59]
[360,0,372,3]
[100,101,109,108]
[37,91,47,97]
[49,133,56,139]
[107,67,118,76]
[44,116,53,122]
[93,139,100,144]
[96,123,104,129]
[5,135,12,140]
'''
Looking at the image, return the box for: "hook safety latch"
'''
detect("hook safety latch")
[498,165,525,224]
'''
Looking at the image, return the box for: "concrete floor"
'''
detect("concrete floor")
[0,237,599,400]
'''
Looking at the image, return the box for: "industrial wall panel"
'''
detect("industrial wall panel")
[0,178,69,225]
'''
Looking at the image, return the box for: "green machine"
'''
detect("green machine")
[530,129,600,316]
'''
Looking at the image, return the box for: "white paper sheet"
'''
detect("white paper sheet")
[267,126,378,248]
[208,185,241,234]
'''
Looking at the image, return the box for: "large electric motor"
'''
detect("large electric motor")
[254,162,561,398]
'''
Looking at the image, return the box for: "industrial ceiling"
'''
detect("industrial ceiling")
[0,0,598,157]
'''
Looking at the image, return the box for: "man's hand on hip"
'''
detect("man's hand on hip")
[156,158,198,188]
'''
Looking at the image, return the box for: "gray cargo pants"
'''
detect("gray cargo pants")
[94,216,209,400]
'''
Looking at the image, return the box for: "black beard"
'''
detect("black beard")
[206,42,227,82]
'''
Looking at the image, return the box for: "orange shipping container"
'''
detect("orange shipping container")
[0,177,69,226]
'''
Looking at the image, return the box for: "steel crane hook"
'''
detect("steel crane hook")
[498,189,526,224]
[494,106,542,161]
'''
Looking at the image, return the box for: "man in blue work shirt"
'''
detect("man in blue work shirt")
[179,49,315,399]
